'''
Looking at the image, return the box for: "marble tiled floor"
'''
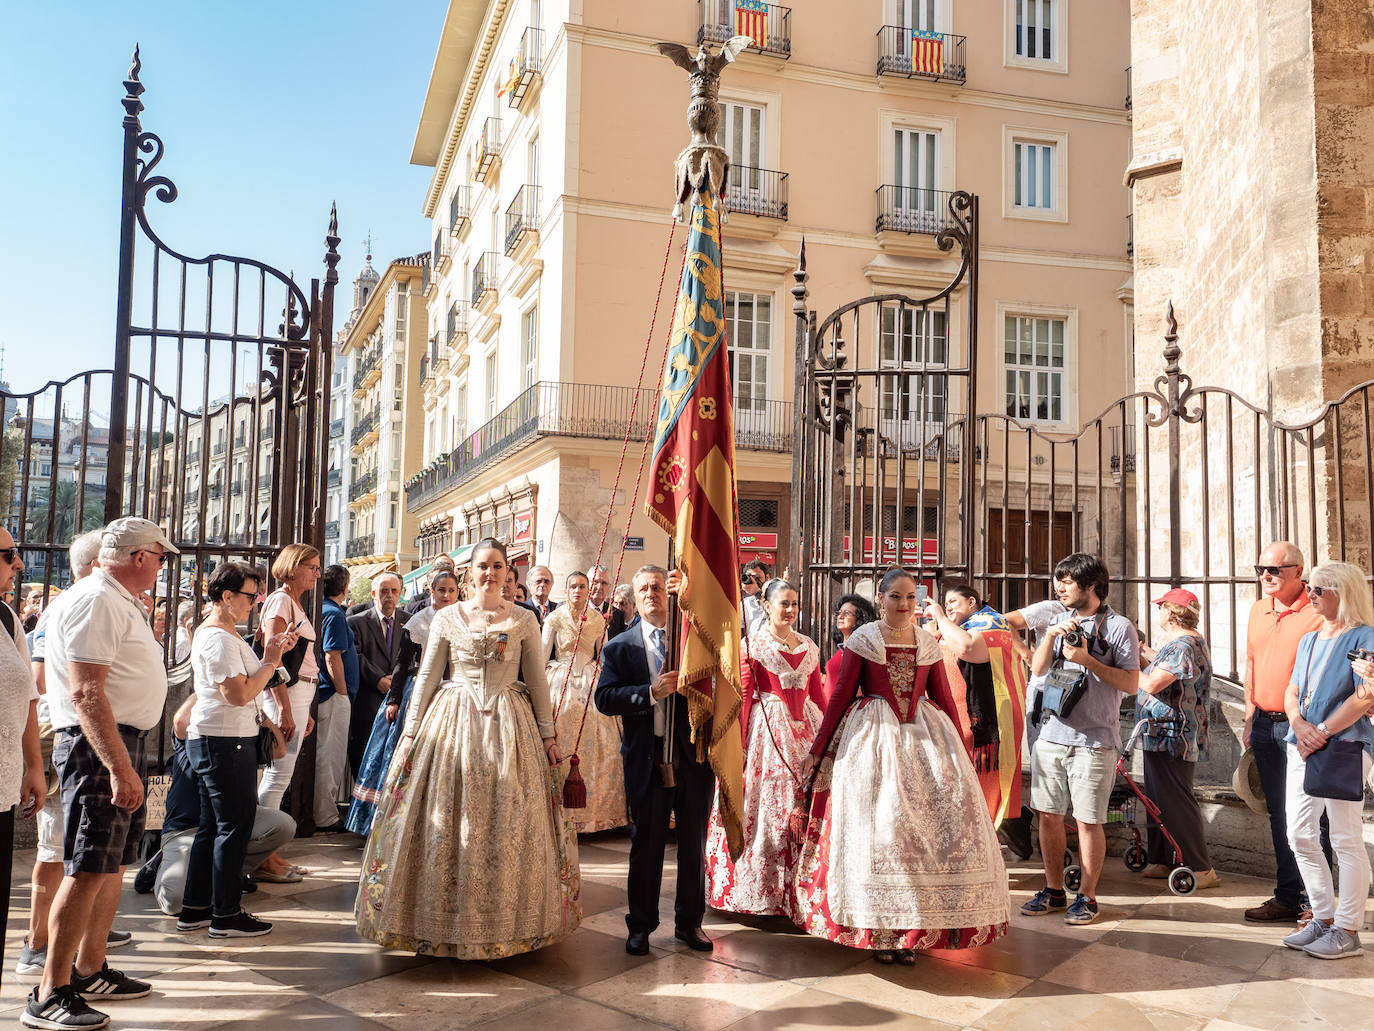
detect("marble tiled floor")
[2,831,1370,1030]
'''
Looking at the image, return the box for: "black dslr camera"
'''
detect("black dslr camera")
[1062,627,1085,648]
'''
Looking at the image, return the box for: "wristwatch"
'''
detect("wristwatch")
[1317,721,1329,734]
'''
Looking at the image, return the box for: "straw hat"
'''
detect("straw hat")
[1232,748,1266,814]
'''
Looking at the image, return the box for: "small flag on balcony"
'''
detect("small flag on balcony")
[496,57,519,98]
[734,0,768,50]
[911,28,945,76]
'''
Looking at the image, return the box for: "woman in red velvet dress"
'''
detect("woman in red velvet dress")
[793,568,1010,964]
[706,580,827,917]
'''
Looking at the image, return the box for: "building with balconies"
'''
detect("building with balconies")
[407,0,1131,583]
[336,252,429,581]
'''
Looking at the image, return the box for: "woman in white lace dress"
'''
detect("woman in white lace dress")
[543,572,625,832]
[355,538,580,958]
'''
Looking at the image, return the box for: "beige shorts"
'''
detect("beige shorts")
[1030,740,1116,825]
[36,794,63,865]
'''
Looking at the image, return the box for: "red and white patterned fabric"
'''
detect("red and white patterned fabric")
[792,622,1010,951]
[705,632,823,917]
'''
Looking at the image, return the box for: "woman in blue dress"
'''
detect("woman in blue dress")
[347,570,460,834]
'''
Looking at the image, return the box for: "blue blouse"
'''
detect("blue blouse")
[1136,634,1211,762]
[1284,625,1374,758]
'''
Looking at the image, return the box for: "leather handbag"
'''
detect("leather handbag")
[1303,738,1366,802]
[254,706,287,768]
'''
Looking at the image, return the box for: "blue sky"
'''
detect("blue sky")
[1,1,446,396]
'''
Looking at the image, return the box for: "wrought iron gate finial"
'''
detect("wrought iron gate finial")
[324,202,341,286]
[653,35,753,222]
[121,45,144,126]
[791,238,808,317]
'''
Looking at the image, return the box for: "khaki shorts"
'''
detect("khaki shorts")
[35,794,63,865]
[1030,740,1116,825]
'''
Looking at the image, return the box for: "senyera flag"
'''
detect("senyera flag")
[734,0,768,50]
[911,28,945,77]
[646,183,745,861]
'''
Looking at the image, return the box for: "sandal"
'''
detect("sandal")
[873,949,897,964]
[254,867,303,884]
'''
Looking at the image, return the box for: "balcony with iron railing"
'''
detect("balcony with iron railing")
[209,483,223,501]
[472,252,499,311]
[504,186,541,256]
[507,27,544,109]
[352,343,382,392]
[350,408,379,446]
[325,520,340,541]
[876,26,967,84]
[346,536,372,558]
[211,442,225,457]
[327,468,342,488]
[446,302,469,348]
[448,185,471,238]
[420,353,433,387]
[432,230,451,274]
[406,381,793,511]
[473,117,503,183]
[430,331,451,375]
[699,1,791,59]
[875,186,960,239]
[724,168,788,220]
[348,469,378,502]
[329,417,344,439]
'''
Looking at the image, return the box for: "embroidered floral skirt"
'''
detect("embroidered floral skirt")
[346,674,415,836]
[550,658,628,833]
[793,696,1009,950]
[706,693,819,918]
[355,680,581,958]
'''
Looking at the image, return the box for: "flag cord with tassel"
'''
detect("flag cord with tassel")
[551,217,681,809]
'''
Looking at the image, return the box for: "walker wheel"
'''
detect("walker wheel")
[1063,865,1083,893]
[1167,867,1196,896]
[1063,849,1074,870]
[1123,843,1147,872]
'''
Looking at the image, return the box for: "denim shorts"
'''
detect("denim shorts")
[53,725,148,875]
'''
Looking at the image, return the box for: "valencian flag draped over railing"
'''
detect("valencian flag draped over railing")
[911,28,945,76]
[734,0,768,49]
[646,184,745,860]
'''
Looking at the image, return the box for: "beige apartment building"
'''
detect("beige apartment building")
[405,0,1133,588]
[340,255,429,581]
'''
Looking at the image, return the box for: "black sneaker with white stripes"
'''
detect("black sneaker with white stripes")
[175,905,212,931]
[69,963,151,1002]
[208,910,272,938]
[20,985,109,1029]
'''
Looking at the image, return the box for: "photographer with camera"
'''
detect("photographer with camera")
[740,560,769,638]
[1021,554,1140,926]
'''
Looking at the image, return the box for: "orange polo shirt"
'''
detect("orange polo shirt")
[1246,591,1323,712]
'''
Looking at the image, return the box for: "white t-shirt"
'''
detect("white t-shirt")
[188,626,265,739]
[44,569,169,731]
[0,611,40,808]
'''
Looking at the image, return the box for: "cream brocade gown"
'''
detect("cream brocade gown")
[543,605,627,832]
[355,604,581,958]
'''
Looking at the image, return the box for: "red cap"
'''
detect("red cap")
[1153,587,1200,611]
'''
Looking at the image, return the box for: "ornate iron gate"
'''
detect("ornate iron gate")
[2,51,336,772]
[792,204,1374,682]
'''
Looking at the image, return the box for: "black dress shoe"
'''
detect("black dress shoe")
[674,926,713,952]
[625,931,651,956]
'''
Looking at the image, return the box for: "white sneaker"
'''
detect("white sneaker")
[1303,926,1364,960]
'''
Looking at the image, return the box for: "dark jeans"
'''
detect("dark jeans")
[1251,716,1331,907]
[184,735,258,917]
[1142,751,1210,870]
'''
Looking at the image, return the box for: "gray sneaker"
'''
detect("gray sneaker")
[1303,926,1364,960]
[1283,920,1329,951]
[15,939,45,976]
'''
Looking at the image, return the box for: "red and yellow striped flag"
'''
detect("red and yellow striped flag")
[734,0,768,50]
[646,185,745,860]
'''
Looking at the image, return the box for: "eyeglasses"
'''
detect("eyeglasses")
[0,547,20,564]
[1255,564,1299,577]
[233,590,261,602]
[1306,584,1332,598]
[136,549,170,566]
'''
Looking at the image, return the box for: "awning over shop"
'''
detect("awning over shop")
[347,559,398,584]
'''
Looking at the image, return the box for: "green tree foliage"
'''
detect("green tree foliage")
[347,575,372,606]
[25,479,105,546]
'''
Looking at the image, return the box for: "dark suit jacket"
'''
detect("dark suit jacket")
[595,616,697,797]
[347,608,406,698]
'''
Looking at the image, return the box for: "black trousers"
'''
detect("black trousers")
[0,806,12,994]
[624,749,715,936]
[1141,751,1210,870]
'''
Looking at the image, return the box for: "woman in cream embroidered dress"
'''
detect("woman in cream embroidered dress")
[543,571,625,832]
[706,578,826,917]
[356,538,580,958]
[794,568,1009,964]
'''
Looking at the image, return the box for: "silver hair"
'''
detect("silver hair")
[97,543,140,568]
[69,530,103,578]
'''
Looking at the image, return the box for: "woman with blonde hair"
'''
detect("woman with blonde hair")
[1280,561,1374,960]
[256,542,321,883]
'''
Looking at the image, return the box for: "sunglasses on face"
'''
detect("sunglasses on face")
[1255,564,1299,577]
[0,547,20,564]
[137,549,170,566]
[1306,584,1333,598]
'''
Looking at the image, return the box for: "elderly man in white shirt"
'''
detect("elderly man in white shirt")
[25,518,175,1029]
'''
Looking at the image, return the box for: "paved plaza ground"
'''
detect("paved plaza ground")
[1,830,1369,1030]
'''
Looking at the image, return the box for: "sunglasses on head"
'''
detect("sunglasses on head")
[1255,564,1299,577]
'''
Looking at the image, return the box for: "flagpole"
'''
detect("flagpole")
[659,537,680,788]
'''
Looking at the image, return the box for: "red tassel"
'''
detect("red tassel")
[562,754,587,809]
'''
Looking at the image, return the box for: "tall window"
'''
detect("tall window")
[485,353,498,419]
[436,404,447,452]
[1013,140,1054,210]
[521,308,538,391]
[724,291,770,422]
[1004,314,1065,422]
[717,101,766,209]
[879,306,947,444]
[892,127,940,228]
[1015,0,1055,60]
[455,381,468,441]
[394,285,407,339]
[528,135,540,188]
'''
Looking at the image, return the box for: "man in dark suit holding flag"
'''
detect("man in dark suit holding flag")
[595,565,715,956]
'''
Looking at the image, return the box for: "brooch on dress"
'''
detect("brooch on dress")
[494,633,508,661]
